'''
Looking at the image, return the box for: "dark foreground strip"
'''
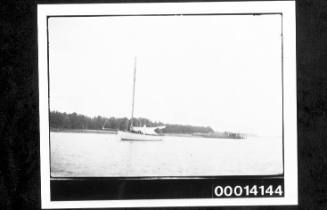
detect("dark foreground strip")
[51,175,284,201]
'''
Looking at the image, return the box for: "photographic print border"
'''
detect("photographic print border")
[38,1,297,208]
[47,12,285,179]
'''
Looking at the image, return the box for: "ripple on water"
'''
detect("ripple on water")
[50,132,283,177]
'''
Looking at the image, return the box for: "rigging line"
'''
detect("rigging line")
[130,56,137,131]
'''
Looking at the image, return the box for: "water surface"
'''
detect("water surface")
[50,132,283,177]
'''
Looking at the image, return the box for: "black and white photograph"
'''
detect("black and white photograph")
[37,1,297,208]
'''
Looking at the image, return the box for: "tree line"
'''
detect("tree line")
[49,111,214,134]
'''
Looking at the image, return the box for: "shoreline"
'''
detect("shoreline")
[50,128,244,139]
[50,128,117,134]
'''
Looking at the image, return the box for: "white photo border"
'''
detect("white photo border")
[38,1,297,208]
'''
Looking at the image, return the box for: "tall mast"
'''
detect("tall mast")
[130,57,137,131]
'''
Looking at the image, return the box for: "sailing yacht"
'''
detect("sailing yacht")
[118,57,165,141]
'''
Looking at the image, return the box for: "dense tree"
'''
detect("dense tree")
[49,111,213,134]
[49,111,244,138]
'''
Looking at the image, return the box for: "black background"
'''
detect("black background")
[50,176,284,200]
[1,0,327,209]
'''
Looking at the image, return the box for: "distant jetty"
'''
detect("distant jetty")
[192,132,246,139]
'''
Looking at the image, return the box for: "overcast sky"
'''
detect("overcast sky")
[48,14,282,136]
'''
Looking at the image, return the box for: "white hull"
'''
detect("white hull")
[118,131,162,141]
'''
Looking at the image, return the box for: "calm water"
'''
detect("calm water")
[50,132,283,177]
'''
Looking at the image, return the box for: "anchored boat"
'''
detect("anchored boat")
[118,57,165,141]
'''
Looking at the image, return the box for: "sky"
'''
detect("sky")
[48,14,282,136]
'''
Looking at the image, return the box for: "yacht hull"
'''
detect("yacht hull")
[118,131,162,141]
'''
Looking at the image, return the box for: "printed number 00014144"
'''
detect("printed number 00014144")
[213,185,283,197]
